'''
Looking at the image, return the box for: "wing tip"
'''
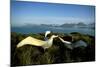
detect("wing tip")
[16,44,20,48]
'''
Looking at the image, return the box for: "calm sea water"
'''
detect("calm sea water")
[11,26,95,36]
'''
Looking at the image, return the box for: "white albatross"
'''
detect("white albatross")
[17,35,58,49]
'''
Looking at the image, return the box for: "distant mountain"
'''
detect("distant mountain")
[60,23,76,27]
[76,22,87,26]
[12,22,95,29]
[59,22,95,28]
[60,22,87,28]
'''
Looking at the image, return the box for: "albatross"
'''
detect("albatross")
[17,35,58,49]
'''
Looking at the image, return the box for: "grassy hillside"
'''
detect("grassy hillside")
[11,32,95,66]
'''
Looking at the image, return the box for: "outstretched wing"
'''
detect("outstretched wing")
[59,37,72,49]
[59,37,71,44]
[17,36,46,48]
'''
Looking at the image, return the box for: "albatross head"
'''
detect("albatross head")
[44,31,52,40]
[45,31,51,37]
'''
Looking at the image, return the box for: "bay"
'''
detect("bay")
[11,26,95,36]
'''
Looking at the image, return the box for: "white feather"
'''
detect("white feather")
[17,35,58,49]
[58,37,72,49]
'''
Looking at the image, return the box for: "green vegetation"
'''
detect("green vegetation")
[11,32,95,66]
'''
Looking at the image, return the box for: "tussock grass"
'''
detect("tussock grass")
[11,32,95,66]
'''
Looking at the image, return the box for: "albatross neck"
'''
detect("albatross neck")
[47,36,54,46]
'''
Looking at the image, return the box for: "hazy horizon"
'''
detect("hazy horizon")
[11,1,95,27]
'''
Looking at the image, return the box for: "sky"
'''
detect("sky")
[11,0,95,27]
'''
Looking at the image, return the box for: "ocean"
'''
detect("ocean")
[11,26,95,36]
